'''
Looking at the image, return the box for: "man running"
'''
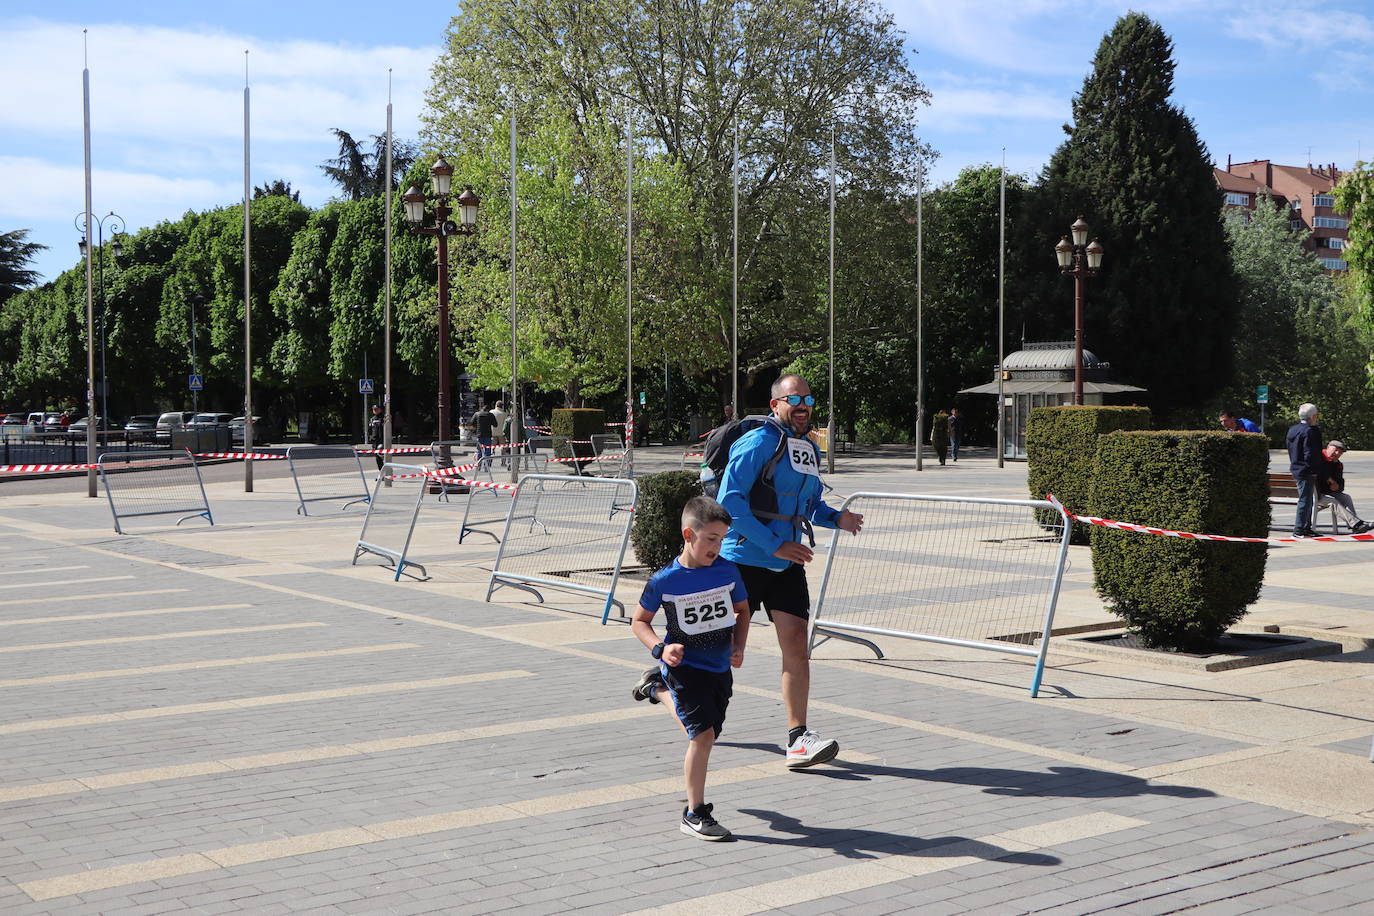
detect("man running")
[717,373,863,767]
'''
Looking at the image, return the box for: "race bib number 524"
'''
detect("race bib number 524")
[667,586,735,636]
[787,439,819,477]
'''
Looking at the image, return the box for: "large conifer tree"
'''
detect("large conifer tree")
[1026,13,1236,412]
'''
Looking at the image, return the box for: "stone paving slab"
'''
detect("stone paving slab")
[2,449,1374,913]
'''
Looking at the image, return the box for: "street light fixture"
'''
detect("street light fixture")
[1053,215,1105,405]
[403,157,479,481]
[75,210,125,435]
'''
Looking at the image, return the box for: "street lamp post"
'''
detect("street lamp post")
[76,210,125,434]
[403,159,479,482]
[1054,216,1105,405]
[189,295,203,413]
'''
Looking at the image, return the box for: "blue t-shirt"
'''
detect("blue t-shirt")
[638,558,747,673]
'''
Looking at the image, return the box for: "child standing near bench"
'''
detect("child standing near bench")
[630,496,750,840]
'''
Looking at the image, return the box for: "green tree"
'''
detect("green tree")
[254,179,301,202]
[1,229,46,304]
[1024,13,1237,415]
[425,0,929,405]
[320,129,419,201]
[1334,161,1374,381]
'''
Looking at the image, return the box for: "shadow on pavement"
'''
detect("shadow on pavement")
[792,759,1215,800]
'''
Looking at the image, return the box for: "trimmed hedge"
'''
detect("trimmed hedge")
[552,408,605,470]
[1026,406,1151,543]
[1091,430,1269,651]
[930,412,949,465]
[630,470,703,570]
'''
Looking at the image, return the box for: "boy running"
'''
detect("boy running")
[630,496,750,840]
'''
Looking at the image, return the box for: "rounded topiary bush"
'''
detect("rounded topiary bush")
[630,470,703,570]
[1027,405,1151,543]
[552,408,605,470]
[1091,430,1269,652]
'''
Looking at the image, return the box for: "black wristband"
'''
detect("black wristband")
[651,641,665,660]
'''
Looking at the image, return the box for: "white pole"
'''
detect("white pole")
[997,149,1007,468]
[509,86,519,484]
[625,107,634,474]
[243,50,254,491]
[915,162,924,471]
[731,121,739,419]
[82,31,97,497]
[384,71,394,458]
[827,128,836,475]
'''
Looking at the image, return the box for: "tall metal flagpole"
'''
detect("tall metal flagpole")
[915,162,924,471]
[509,86,519,484]
[243,50,254,492]
[625,107,634,475]
[731,120,739,418]
[82,30,97,498]
[384,70,394,460]
[826,129,836,475]
[997,149,1007,468]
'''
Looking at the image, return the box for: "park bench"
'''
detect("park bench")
[1267,472,1342,534]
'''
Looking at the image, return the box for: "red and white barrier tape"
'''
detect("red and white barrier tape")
[1047,494,1374,544]
[0,463,98,473]
[683,452,704,459]
[193,452,286,460]
[526,425,551,433]
[387,463,479,481]
[358,446,433,455]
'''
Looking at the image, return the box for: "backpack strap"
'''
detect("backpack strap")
[750,418,817,547]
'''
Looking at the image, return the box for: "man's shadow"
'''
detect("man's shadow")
[734,808,1059,865]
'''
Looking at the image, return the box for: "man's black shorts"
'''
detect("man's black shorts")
[737,562,810,621]
[662,663,732,739]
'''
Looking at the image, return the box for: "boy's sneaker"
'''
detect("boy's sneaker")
[631,667,663,704]
[786,729,839,768]
[681,803,731,841]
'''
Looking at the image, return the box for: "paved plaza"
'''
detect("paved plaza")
[1,445,1373,914]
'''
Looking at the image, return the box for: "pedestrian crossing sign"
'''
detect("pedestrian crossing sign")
[359,378,375,394]
[188,374,204,391]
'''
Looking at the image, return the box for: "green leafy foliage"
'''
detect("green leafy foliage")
[0,229,45,304]
[551,407,605,468]
[630,470,704,570]
[1334,162,1374,383]
[1090,430,1269,651]
[1023,13,1237,416]
[1026,406,1151,543]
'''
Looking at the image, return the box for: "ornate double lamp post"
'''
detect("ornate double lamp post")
[1054,216,1105,405]
[403,158,479,477]
[76,210,125,435]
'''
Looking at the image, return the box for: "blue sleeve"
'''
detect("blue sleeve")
[719,430,787,556]
[638,576,662,616]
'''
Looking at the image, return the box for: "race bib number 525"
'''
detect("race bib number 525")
[667,586,735,636]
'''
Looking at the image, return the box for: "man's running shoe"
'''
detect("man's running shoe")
[680,803,731,841]
[631,667,663,704]
[786,729,839,768]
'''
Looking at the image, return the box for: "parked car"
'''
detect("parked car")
[26,411,46,430]
[230,416,264,444]
[67,416,111,436]
[188,412,234,428]
[124,414,160,440]
[1,412,30,426]
[41,412,67,433]
[156,411,197,440]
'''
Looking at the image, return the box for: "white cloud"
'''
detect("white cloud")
[922,82,1067,132]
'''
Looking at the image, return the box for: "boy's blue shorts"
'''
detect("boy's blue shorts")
[662,663,732,739]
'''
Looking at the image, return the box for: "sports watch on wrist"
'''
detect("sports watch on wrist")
[651,641,665,660]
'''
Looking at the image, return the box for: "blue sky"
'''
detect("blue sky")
[4,0,1373,287]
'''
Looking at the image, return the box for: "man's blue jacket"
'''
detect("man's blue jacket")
[718,420,840,570]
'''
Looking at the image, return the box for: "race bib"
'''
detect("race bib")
[787,439,820,477]
[667,586,735,636]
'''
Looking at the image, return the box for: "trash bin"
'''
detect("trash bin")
[688,415,713,442]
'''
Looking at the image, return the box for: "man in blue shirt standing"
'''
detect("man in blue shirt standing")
[718,373,863,768]
[1286,402,1325,538]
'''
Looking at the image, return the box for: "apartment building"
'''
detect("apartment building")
[1214,158,1350,271]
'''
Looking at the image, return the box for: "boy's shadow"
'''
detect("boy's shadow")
[734,808,1059,865]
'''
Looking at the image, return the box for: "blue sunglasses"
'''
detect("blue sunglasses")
[777,394,816,407]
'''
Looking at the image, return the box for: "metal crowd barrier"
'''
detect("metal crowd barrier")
[808,492,1073,697]
[486,474,638,623]
[287,445,371,516]
[97,449,214,535]
[352,462,429,580]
